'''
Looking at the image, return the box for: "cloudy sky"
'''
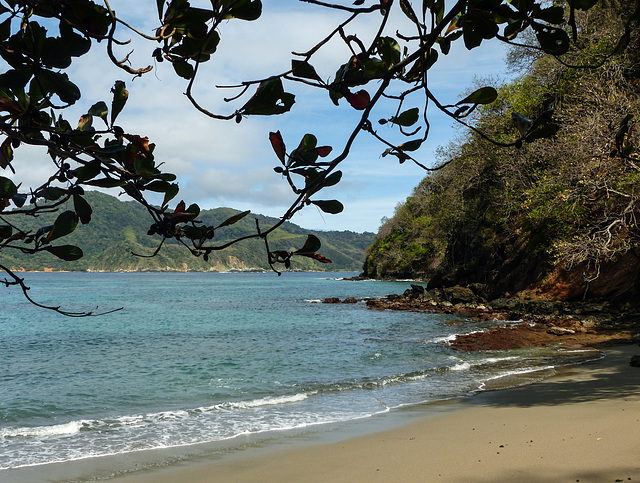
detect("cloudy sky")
[12,1,512,233]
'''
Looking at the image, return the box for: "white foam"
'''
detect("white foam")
[450,362,471,371]
[477,365,557,390]
[214,393,311,411]
[425,334,458,344]
[1,420,86,440]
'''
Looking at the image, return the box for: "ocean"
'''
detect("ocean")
[0,271,600,480]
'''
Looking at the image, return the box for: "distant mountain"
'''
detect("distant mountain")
[0,191,374,272]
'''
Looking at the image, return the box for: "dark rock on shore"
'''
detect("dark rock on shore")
[324,284,640,351]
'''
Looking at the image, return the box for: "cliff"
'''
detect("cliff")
[363,3,640,305]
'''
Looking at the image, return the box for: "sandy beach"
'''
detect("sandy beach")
[107,344,640,483]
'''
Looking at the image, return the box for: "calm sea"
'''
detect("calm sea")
[0,271,599,478]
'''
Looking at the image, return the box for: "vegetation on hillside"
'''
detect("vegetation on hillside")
[364,2,640,302]
[0,192,374,272]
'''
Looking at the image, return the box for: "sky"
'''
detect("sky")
[10,1,512,234]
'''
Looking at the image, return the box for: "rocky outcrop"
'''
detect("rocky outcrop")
[324,284,640,351]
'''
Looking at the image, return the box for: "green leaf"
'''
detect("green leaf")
[73,194,92,224]
[0,176,17,198]
[46,211,79,242]
[0,224,11,238]
[311,200,344,214]
[533,6,564,24]
[613,27,631,55]
[74,161,101,183]
[512,112,533,136]
[622,144,634,157]
[525,122,560,142]
[77,114,93,131]
[217,209,251,228]
[185,203,200,216]
[156,0,165,19]
[56,1,111,37]
[399,0,419,24]
[39,70,81,104]
[162,183,180,206]
[201,30,220,55]
[173,59,195,79]
[0,17,11,42]
[0,138,13,170]
[39,187,67,200]
[462,9,499,49]
[504,19,524,39]
[527,108,555,132]
[298,134,317,152]
[241,78,295,116]
[572,0,598,10]
[291,60,323,82]
[224,0,262,20]
[457,86,498,105]
[85,178,126,188]
[533,24,570,55]
[111,81,128,126]
[134,157,159,177]
[44,245,83,261]
[88,101,108,124]
[322,170,342,188]
[376,36,401,66]
[398,139,423,152]
[12,193,27,208]
[392,108,420,126]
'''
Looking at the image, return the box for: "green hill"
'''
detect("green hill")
[363,3,640,303]
[0,191,374,272]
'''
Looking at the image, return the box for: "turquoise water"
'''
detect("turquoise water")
[0,272,598,472]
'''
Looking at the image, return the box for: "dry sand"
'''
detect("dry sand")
[111,344,640,483]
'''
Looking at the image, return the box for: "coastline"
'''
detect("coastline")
[97,343,640,483]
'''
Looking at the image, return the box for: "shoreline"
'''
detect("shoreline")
[110,343,639,483]
[9,344,635,483]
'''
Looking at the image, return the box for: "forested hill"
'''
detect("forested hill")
[0,191,374,272]
[363,3,640,303]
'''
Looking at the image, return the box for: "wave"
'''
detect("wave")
[212,393,312,410]
[0,420,87,440]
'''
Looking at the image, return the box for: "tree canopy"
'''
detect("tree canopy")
[364,1,640,302]
[0,0,637,314]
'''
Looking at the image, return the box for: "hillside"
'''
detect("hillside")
[0,191,374,272]
[363,3,640,304]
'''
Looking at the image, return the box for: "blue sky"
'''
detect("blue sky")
[12,1,512,233]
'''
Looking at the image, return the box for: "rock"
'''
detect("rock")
[547,326,576,336]
[323,297,341,304]
[403,284,426,299]
[446,319,465,326]
[488,297,519,311]
[467,283,490,299]
[630,355,640,367]
[442,286,477,304]
[343,297,358,304]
